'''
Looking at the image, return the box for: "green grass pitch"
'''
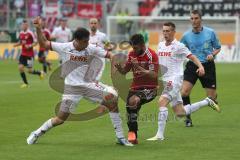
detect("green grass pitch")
[0,60,240,160]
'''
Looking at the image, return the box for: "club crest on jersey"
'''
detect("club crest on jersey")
[70,55,87,62]
[158,52,171,57]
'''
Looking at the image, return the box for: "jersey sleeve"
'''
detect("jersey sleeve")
[67,29,72,41]
[211,31,221,49]
[45,29,51,40]
[89,45,107,58]
[180,34,188,48]
[150,51,159,73]
[50,42,64,57]
[178,43,192,58]
[124,53,133,71]
[29,31,37,43]
[102,33,109,44]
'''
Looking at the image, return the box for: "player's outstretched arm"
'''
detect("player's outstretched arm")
[33,16,51,50]
[13,42,21,47]
[25,42,38,49]
[188,55,205,76]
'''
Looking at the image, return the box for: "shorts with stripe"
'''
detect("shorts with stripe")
[19,55,33,68]
[161,76,183,107]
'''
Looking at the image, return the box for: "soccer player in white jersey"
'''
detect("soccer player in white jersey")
[88,18,109,81]
[51,18,72,43]
[26,16,133,147]
[147,22,221,141]
[88,18,111,113]
[51,18,72,64]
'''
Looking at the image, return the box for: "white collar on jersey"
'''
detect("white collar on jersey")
[164,39,177,46]
[139,48,148,57]
[90,30,99,36]
[21,29,31,33]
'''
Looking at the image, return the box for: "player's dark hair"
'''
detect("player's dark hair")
[191,9,202,19]
[163,22,176,31]
[73,27,90,40]
[130,34,145,45]
[22,19,27,23]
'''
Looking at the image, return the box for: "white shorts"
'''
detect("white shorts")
[161,76,183,107]
[60,82,118,113]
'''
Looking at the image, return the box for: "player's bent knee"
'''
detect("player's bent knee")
[181,89,190,97]
[107,104,119,112]
[18,66,24,72]
[128,96,140,108]
[60,99,77,114]
[103,86,118,104]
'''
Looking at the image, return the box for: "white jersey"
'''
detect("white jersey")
[157,39,192,81]
[51,42,107,85]
[52,26,72,43]
[88,30,108,81]
[89,30,108,48]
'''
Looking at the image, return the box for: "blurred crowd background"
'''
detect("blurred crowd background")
[0,0,239,42]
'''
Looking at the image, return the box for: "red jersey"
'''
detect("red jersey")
[19,30,36,57]
[125,48,159,90]
[39,28,51,52]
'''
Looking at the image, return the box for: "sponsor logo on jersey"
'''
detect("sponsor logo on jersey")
[158,52,171,57]
[70,55,87,62]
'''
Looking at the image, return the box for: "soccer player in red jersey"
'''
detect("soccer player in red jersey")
[14,20,44,88]
[38,18,52,74]
[115,34,159,144]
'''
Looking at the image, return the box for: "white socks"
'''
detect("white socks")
[35,119,53,136]
[184,99,209,115]
[109,112,124,139]
[156,107,168,138]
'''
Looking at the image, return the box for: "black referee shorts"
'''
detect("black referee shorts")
[184,61,216,89]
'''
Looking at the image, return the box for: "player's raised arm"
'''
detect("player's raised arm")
[33,16,51,50]
[13,42,21,47]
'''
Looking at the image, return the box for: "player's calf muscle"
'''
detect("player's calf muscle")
[52,116,65,126]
